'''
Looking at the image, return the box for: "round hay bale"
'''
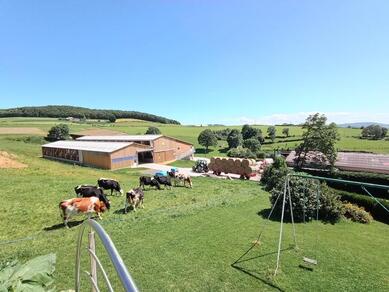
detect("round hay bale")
[227,159,235,173]
[242,159,249,168]
[210,157,216,164]
[234,159,242,169]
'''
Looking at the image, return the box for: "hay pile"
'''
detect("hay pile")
[0,151,27,169]
[208,157,258,177]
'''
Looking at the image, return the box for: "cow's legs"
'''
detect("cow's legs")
[97,212,102,220]
[124,199,128,214]
[64,215,70,228]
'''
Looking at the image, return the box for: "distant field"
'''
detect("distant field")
[0,117,388,155]
[0,127,46,135]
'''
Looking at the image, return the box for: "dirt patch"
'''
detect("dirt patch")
[0,151,27,169]
[0,127,46,135]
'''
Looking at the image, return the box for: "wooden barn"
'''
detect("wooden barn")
[76,135,194,163]
[42,140,152,170]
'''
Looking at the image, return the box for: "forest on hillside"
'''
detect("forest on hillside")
[0,105,180,124]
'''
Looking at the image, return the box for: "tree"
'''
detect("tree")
[267,126,276,142]
[361,125,387,140]
[145,126,161,135]
[243,138,261,152]
[241,124,263,141]
[282,127,290,137]
[107,114,116,123]
[227,129,243,149]
[198,129,217,153]
[46,124,69,141]
[295,113,340,168]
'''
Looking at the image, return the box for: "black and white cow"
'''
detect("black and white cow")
[74,185,104,197]
[154,175,173,189]
[97,178,123,196]
[124,188,144,213]
[139,176,161,190]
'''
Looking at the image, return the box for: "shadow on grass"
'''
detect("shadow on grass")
[231,244,294,291]
[257,208,283,222]
[231,264,285,292]
[43,219,84,231]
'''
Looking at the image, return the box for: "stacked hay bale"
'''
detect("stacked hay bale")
[208,157,257,178]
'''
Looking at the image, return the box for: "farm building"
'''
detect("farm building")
[42,140,152,170]
[76,135,195,163]
[286,151,389,174]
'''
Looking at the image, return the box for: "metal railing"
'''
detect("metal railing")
[75,219,139,292]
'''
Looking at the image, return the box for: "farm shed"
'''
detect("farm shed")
[42,140,152,170]
[76,135,194,163]
[286,151,389,174]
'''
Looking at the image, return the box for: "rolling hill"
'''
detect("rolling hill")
[0,105,180,124]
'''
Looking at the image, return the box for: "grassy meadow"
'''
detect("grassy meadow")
[0,117,388,157]
[0,118,388,291]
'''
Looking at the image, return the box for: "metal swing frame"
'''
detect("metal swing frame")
[274,173,389,276]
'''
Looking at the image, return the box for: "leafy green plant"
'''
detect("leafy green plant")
[319,184,344,223]
[261,156,289,191]
[226,129,243,149]
[0,253,56,291]
[270,175,343,223]
[145,126,161,135]
[46,124,69,141]
[342,203,373,224]
[227,146,256,159]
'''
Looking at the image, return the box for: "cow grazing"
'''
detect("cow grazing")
[139,176,161,190]
[124,188,144,213]
[75,185,104,198]
[97,178,123,196]
[167,171,193,188]
[59,196,109,228]
[154,175,172,189]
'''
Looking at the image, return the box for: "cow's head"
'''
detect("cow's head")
[98,194,110,210]
[126,189,139,204]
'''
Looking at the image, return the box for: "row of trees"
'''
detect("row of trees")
[0,105,180,124]
[361,125,388,140]
[198,125,291,157]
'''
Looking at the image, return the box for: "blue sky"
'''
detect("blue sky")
[0,0,388,125]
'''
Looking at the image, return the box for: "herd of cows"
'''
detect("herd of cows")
[59,171,193,227]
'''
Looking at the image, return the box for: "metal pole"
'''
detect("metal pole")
[89,229,97,292]
[287,176,297,249]
[274,178,287,276]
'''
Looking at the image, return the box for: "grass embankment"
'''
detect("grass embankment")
[0,135,388,291]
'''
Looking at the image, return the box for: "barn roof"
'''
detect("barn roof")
[77,135,163,142]
[42,140,135,153]
[70,128,127,137]
[286,150,389,174]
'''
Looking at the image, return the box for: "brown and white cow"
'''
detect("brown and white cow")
[59,196,109,228]
[124,188,144,213]
[168,171,193,188]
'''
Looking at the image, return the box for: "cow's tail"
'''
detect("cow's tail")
[188,177,193,188]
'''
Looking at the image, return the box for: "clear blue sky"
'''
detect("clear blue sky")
[1,0,388,125]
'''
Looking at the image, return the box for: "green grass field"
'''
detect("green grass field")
[0,117,388,156]
[0,121,388,291]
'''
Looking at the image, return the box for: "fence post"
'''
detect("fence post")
[89,229,97,292]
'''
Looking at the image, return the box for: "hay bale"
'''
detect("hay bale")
[242,159,250,168]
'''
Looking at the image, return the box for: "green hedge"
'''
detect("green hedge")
[302,169,389,200]
[337,190,389,223]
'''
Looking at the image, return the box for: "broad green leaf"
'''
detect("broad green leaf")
[8,254,56,288]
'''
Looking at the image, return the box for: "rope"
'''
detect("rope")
[361,186,389,214]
